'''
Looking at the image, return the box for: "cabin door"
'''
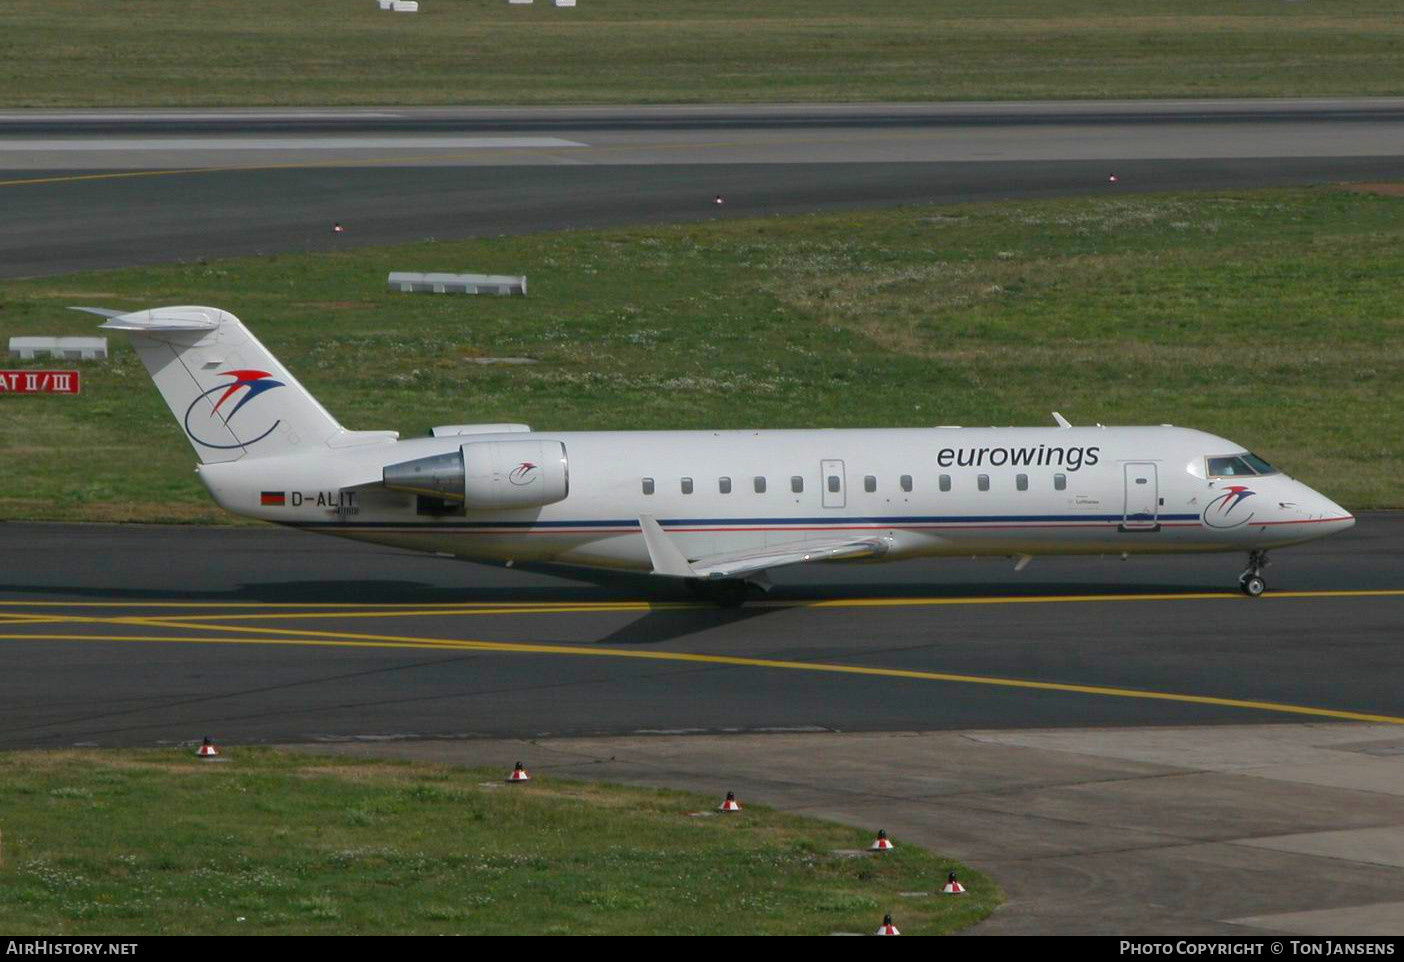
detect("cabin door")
[821,459,846,508]
[1121,462,1160,532]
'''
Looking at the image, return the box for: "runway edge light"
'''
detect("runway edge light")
[507,761,531,783]
[718,791,741,812]
[196,736,221,760]
[875,913,900,936]
[870,829,894,852]
[942,871,966,895]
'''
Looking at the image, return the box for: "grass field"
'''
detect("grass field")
[4,0,1404,107]
[0,748,996,935]
[1,184,1401,522]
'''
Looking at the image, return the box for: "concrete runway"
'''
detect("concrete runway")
[4,100,1404,277]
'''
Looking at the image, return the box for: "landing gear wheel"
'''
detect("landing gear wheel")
[707,580,750,609]
[686,579,749,608]
[1238,549,1270,597]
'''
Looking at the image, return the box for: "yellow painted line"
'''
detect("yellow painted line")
[2,587,1400,626]
[0,145,568,189]
[4,627,1404,727]
[803,588,1404,609]
[131,603,699,622]
[0,600,627,609]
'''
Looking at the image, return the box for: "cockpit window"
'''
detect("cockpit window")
[1207,455,1254,477]
[1207,454,1274,478]
[1241,452,1278,475]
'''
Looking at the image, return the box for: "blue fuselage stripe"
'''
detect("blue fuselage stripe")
[292,513,1204,530]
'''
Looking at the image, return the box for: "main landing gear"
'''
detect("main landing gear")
[1239,549,1270,597]
[684,578,752,608]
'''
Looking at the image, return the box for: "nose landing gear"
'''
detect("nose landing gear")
[1239,549,1270,597]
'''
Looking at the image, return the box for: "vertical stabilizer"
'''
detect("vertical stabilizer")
[88,305,392,464]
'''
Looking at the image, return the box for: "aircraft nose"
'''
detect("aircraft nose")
[1310,490,1353,529]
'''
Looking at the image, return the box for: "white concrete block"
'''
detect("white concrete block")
[388,272,528,296]
[8,336,108,360]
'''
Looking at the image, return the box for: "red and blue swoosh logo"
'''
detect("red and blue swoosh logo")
[183,369,284,449]
[1203,485,1256,529]
[508,461,539,486]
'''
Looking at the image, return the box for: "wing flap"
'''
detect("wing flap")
[638,516,889,579]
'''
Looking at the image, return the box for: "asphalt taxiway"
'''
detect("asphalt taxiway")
[2,516,1400,749]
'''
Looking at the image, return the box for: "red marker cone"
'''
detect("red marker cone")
[717,791,741,812]
[196,736,220,759]
[506,761,530,783]
[1107,173,1119,184]
[875,913,900,936]
[870,829,894,852]
[333,222,346,233]
[714,194,725,205]
[942,871,966,894]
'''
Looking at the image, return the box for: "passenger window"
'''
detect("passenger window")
[754,476,766,494]
[719,477,731,494]
[681,477,693,494]
[978,474,990,492]
[864,475,876,493]
[939,474,951,492]
[642,478,655,495]
[791,476,803,493]
[1054,473,1066,491]
[1016,474,1028,491]
[900,475,913,492]
[827,475,841,493]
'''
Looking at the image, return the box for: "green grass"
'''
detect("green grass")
[1,183,1402,521]
[5,0,1404,106]
[0,748,997,935]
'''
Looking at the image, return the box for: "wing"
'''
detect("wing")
[638,515,889,580]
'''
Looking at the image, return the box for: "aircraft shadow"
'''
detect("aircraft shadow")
[0,575,1228,606]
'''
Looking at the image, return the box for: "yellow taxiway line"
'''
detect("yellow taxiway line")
[0,587,1401,623]
[3,610,1403,727]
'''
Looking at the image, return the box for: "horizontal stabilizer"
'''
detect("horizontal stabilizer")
[91,306,221,333]
[67,306,127,319]
[638,515,889,580]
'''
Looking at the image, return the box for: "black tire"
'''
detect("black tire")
[709,581,749,608]
[1241,576,1266,598]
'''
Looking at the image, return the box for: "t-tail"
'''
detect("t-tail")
[75,305,396,463]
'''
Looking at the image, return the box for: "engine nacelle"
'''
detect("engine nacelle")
[383,439,568,510]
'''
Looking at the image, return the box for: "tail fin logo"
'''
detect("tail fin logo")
[184,369,285,449]
[1203,485,1257,529]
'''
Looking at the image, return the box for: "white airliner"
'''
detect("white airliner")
[85,305,1355,606]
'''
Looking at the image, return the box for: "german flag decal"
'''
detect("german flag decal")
[261,491,286,506]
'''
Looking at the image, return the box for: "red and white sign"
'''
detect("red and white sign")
[0,370,81,394]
